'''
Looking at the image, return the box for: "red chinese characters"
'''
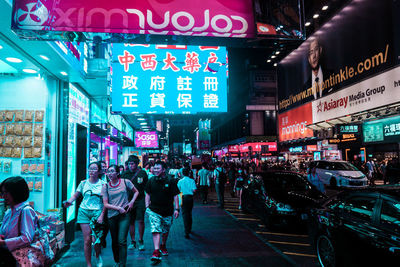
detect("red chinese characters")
[118,50,135,72]
[183,52,201,73]
[140,54,157,71]
[162,52,180,71]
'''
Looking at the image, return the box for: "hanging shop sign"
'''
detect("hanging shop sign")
[11,0,255,40]
[277,0,398,112]
[312,66,400,123]
[289,146,303,153]
[306,145,317,151]
[335,124,361,135]
[328,133,358,144]
[363,115,400,143]
[111,44,228,114]
[134,131,159,148]
[278,102,314,142]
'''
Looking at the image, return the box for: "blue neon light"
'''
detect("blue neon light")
[111,44,228,114]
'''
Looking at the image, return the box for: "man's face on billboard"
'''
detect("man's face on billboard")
[308,39,322,71]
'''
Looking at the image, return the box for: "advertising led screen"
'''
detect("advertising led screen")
[11,0,255,40]
[134,131,159,148]
[277,0,399,113]
[278,103,314,142]
[363,115,400,144]
[112,44,228,114]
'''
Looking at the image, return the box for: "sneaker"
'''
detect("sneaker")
[95,255,103,267]
[151,249,162,261]
[159,244,168,256]
[138,240,145,251]
[128,241,136,250]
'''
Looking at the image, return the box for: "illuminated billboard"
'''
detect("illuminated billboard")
[111,44,228,114]
[363,115,400,143]
[134,131,159,148]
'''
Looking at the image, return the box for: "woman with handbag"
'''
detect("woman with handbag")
[102,165,139,267]
[0,176,45,267]
[63,162,106,267]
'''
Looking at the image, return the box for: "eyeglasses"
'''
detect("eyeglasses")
[107,169,116,173]
[89,168,98,171]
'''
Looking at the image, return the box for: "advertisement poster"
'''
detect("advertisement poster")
[112,44,228,114]
[277,0,398,113]
[278,102,314,142]
[12,0,255,39]
[134,131,159,148]
[363,115,400,144]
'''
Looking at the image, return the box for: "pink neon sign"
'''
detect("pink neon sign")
[12,0,255,38]
[134,131,159,148]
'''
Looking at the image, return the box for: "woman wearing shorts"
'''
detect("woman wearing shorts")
[64,162,106,267]
[102,165,139,267]
[234,168,245,210]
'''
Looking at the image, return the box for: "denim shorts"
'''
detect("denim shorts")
[146,208,173,234]
[77,208,102,224]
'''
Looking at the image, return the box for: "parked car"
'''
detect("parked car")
[307,160,368,188]
[308,186,400,267]
[241,171,327,227]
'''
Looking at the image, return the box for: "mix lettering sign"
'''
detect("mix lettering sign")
[111,44,228,114]
[363,115,400,143]
[12,0,255,39]
[134,131,159,148]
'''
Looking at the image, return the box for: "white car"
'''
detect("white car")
[308,160,368,187]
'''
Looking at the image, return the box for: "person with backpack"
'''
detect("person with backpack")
[213,162,227,209]
[0,176,49,267]
[63,162,106,267]
[102,165,139,267]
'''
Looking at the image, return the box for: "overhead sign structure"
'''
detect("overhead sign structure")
[111,44,228,114]
[11,0,255,40]
[311,66,400,124]
[134,131,159,148]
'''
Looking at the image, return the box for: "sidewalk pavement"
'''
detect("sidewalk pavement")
[54,191,293,267]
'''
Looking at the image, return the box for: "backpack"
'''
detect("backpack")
[216,169,227,184]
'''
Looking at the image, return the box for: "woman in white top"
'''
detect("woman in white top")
[64,162,106,267]
[307,166,326,194]
[102,165,139,267]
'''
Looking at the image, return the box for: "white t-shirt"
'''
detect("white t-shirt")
[77,179,106,210]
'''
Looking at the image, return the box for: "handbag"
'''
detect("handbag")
[12,205,54,266]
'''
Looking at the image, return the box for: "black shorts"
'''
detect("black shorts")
[130,199,146,222]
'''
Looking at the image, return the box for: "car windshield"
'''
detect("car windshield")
[330,162,359,171]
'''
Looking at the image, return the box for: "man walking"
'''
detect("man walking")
[197,163,210,204]
[213,162,226,208]
[121,155,148,251]
[177,168,197,239]
[145,161,180,262]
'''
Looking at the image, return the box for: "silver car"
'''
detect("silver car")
[308,160,368,187]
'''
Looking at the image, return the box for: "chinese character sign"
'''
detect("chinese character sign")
[363,115,400,143]
[112,44,228,114]
[134,131,159,148]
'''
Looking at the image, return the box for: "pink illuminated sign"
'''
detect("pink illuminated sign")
[134,131,159,148]
[12,0,255,38]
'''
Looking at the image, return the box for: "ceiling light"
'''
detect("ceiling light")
[275,51,280,55]
[267,59,271,63]
[39,55,50,61]
[0,45,3,49]
[60,71,68,76]
[140,122,147,125]
[322,5,329,11]
[271,55,276,59]
[138,118,145,120]
[273,63,277,67]
[22,68,38,74]
[6,57,22,63]
[313,14,319,19]
[305,22,311,27]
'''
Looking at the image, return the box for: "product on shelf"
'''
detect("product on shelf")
[21,160,29,173]
[24,147,33,158]
[0,124,4,135]
[4,111,14,122]
[22,124,33,136]
[14,124,23,135]
[14,110,24,122]
[32,147,42,158]
[34,136,43,148]
[35,110,44,122]
[3,161,11,173]
[22,136,32,147]
[26,177,34,191]
[34,177,43,191]
[6,124,15,135]
[14,136,23,147]
[34,124,43,136]
[11,148,22,158]
[24,110,34,122]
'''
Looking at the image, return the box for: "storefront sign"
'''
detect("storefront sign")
[306,145,317,151]
[289,146,303,153]
[363,115,400,143]
[134,131,159,148]
[329,134,358,144]
[228,145,240,153]
[112,44,228,114]
[278,103,314,142]
[12,0,255,38]
[336,124,361,134]
[239,142,277,153]
[312,66,400,123]
[278,0,398,112]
